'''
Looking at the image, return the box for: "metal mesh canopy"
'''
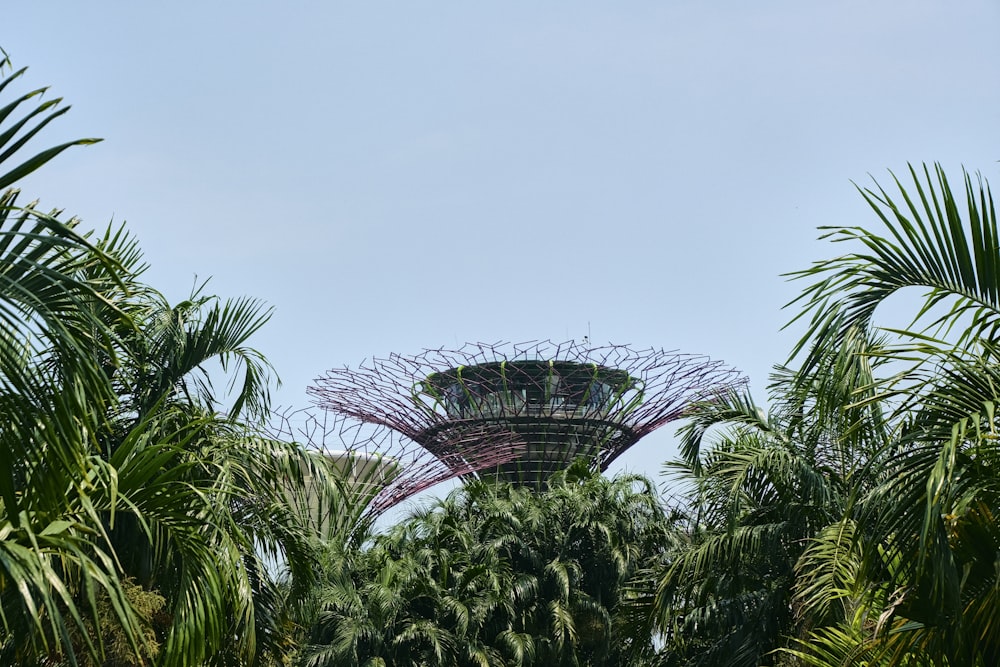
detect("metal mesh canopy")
[310,340,741,487]
[269,409,524,524]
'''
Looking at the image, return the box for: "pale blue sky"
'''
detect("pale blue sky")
[4,2,999,480]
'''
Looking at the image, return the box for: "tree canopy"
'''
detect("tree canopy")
[0,54,322,666]
[298,462,671,667]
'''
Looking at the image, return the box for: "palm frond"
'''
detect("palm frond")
[787,163,999,365]
[0,55,101,190]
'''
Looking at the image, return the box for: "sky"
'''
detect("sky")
[3,2,999,487]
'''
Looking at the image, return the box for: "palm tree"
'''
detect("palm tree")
[75,226,324,666]
[0,53,153,664]
[781,163,1000,665]
[299,463,670,667]
[652,325,893,667]
[0,52,322,666]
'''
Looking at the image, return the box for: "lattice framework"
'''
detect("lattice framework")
[310,340,740,487]
[269,408,524,525]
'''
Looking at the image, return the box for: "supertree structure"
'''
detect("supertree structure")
[310,340,740,489]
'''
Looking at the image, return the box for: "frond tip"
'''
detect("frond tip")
[785,163,999,363]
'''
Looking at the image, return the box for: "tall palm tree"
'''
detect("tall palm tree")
[0,52,321,666]
[0,53,151,664]
[77,226,323,667]
[653,326,893,667]
[782,163,1000,666]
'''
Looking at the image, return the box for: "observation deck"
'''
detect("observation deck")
[412,360,641,486]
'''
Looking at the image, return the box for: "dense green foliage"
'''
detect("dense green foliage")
[653,165,1000,666]
[654,327,891,666]
[4,48,1000,667]
[297,463,670,667]
[0,55,321,666]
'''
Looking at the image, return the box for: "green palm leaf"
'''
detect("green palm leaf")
[0,53,101,190]
[787,163,999,364]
